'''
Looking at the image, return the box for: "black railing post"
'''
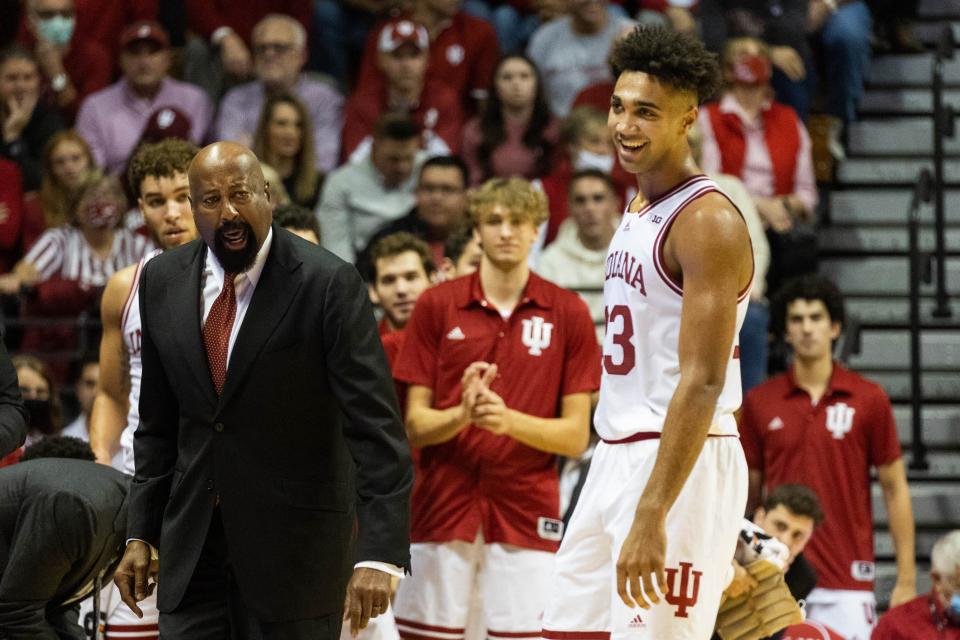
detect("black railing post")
[932,26,955,318]
[908,169,933,472]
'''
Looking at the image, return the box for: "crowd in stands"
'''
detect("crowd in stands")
[0,0,938,637]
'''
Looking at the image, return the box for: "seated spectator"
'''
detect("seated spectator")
[343,19,463,162]
[808,0,873,157]
[317,114,425,263]
[357,0,500,115]
[252,93,322,210]
[699,0,813,122]
[440,219,482,280]
[461,54,558,186]
[215,13,343,173]
[0,159,26,273]
[75,21,212,175]
[369,232,437,335]
[698,37,818,294]
[688,123,771,393]
[61,354,97,441]
[868,0,923,54]
[17,0,111,122]
[38,130,99,230]
[569,23,636,113]
[872,530,960,639]
[538,106,634,245]
[0,46,64,191]
[274,202,320,245]
[741,275,916,640]
[526,0,634,117]
[1,175,151,380]
[537,168,619,334]
[13,354,62,447]
[183,0,311,94]
[636,0,697,34]
[480,0,576,56]
[359,155,469,279]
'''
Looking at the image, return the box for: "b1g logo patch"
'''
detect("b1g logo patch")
[537,516,564,541]
[851,560,875,582]
[521,316,554,356]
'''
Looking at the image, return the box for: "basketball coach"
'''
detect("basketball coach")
[113,142,413,640]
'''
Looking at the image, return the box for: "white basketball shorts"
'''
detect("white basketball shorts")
[542,436,748,640]
[394,535,554,640]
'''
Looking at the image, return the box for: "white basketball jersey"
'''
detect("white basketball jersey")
[119,248,162,475]
[595,175,752,440]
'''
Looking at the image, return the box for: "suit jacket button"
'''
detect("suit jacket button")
[214,422,224,432]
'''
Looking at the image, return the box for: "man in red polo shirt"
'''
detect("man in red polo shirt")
[356,0,499,115]
[740,274,916,640]
[393,177,600,640]
[370,232,437,337]
[343,19,463,162]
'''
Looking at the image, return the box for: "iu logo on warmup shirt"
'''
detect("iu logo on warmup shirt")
[825,402,856,439]
[521,316,553,356]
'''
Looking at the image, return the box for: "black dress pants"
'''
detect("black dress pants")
[159,510,341,640]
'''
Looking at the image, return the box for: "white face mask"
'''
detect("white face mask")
[574,149,614,173]
[36,15,75,46]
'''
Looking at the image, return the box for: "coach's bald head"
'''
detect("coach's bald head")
[188,142,273,273]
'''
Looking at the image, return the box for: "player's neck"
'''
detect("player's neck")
[631,157,700,211]
[479,258,529,315]
[792,355,833,403]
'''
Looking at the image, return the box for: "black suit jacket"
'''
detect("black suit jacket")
[0,333,26,458]
[0,459,129,639]
[128,226,413,622]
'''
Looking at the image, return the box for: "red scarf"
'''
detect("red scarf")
[706,100,800,196]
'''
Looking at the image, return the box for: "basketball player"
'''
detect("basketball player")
[541,26,754,639]
[393,178,601,640]
[86,138,199,638]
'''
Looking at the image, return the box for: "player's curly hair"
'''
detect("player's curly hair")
[610,25,722,105]
[127,138,198,199]
[21,436,96,462]
[468,177,548,227]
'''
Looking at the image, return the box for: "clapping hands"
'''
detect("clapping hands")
[459,362,513,436]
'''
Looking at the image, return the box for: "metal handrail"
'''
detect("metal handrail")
[908,169,934,471]
[932,26,955,318]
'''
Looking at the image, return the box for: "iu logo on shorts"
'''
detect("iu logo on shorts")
[521,315,554,356]
[825,402,856,440]
[665,562,702,618]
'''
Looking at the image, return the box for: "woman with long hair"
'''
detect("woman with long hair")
[39,131,100,230]
[252,93,322,209]
[461,54,558,186]
[13,354,62,445]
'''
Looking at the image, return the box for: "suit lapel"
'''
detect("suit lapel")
[167,242,218,410]
[217,227,303,411]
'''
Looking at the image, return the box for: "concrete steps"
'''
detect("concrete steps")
[819,224,960,253]
[820,256,960,295]
[847,328,960,370]
[829,190,960,225]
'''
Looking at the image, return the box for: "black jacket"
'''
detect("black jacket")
[0,333,26,458]
[0,459,129,639]
[128,225,412,621]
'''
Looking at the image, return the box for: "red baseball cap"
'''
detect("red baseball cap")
[377,19,429,53]
[120,20,170,51]
[139,107,192,144]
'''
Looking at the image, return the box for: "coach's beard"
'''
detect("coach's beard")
[213,220,259,273]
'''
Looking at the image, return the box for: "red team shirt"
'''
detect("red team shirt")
[394,272,601,552]
[740,364,902,591]
[358,12,499,110]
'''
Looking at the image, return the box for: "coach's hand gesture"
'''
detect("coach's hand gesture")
[343,567,393,637]
[616,504,668,609]
[114,540,158,617]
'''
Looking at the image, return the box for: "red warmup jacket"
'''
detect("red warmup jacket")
[871,593,960,640]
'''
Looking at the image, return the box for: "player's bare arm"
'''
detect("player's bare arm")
[405,364,498,447]
[472,390,591,457]
[747,469,765,512]
[616,192,752,609]
[89,265,135,465]
[877,458,917,606]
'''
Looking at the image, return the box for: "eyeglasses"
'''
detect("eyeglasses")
[254,42,296,56]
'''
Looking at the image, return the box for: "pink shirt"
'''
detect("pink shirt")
[461,114,559,186]
[698,93,817,215]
